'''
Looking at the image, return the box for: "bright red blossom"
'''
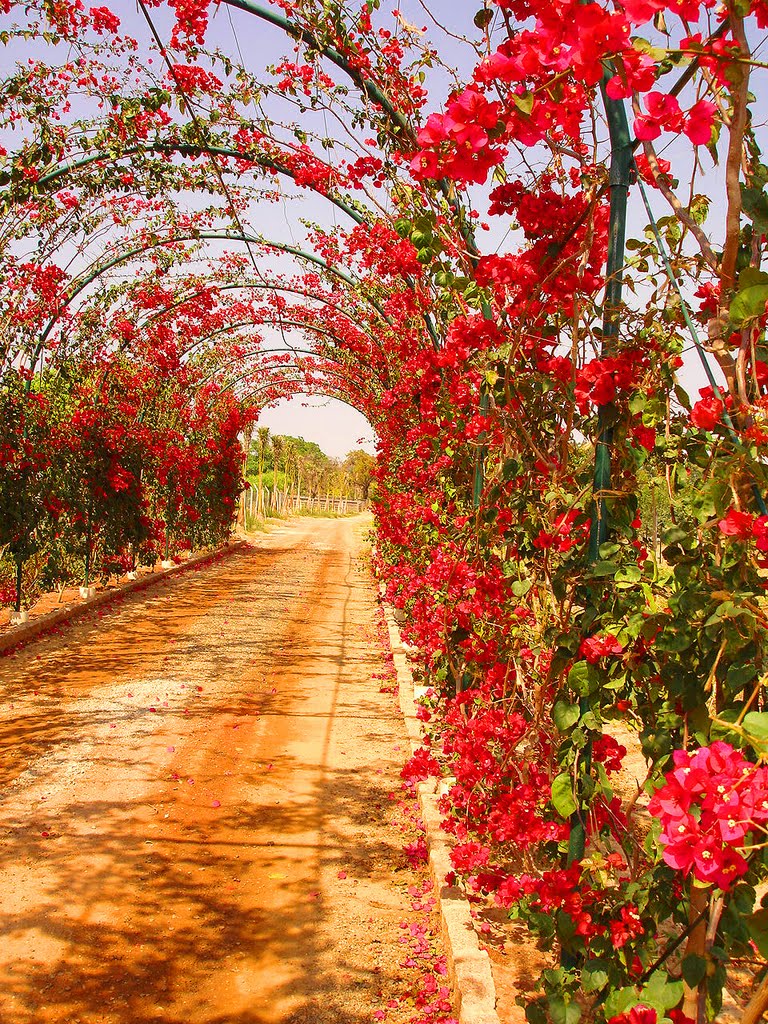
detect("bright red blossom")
[648,742,768,890]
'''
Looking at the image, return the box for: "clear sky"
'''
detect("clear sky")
[255,396,377,460]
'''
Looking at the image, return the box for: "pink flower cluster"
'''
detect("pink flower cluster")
[648,741,768,890]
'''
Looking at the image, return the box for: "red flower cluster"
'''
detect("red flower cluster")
[168,64,222,95]
[648,741,768,889]
[607,1008,657,1024]
[717,507,768,551]
[574,352,645,413]
[579,633,624,664]
[410,87,504,184]
[533,509,590,553]
[90,5,120,33]
[635,92,717,146]
[690,386,726,430]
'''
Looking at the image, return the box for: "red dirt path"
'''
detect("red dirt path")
[0,516,445,1024]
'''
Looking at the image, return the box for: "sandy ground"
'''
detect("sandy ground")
[0,515,448,1024]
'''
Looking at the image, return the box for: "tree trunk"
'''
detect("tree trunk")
[14,555,23,613]
[741,972,768,1024]
[682,887,709,1020]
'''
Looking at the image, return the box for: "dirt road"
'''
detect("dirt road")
[0,516,441,1024]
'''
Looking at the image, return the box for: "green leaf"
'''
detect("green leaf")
[591,560,618,577]
[632,37,668,61]
[547,996,581,1024]
[641,972,684,1013]
[567,660,600,696]
[629,392,647,413]
[742,712,768,756]
[738,267,768,290]
[654,628,693,653]
[689,194,710,225]
[731,283,768,327]
[681,954,708,988]
[742,711,768,740]
[726,662,757,690]
[551,772,577,818]
[604,988,642,1019]
[581,959,610,993]
[674,384,691,410]
[742,186,768,233]
[553,700,580,732]
[662,526,688,545]
[581,711,601,731]
[473,7,494,28]
[512,579,532,598]
[512,92,534,115]
[599,542,621,558]
[746,908,768,958]
[616,565,642,585]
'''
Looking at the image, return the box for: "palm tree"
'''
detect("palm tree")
[256,426,270,515]
[239,421,255,527]
[283,440,296,512]
[270,435,283,514]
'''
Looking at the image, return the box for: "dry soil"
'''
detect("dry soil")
[0,515,446,1024]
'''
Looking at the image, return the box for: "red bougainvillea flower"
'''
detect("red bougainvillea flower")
[718,508,754,540]
[450,841,491,874]
[609,903,644,948]
[533,508,589,553]
[648,742,768,890]
[605,49,657,99]
[401,746,441,784]
[683,98,717,145]
[631,424,656,451]
[634,91,684,141]
[634,152,673,188]
[753,516,768,551]
[690,388,724,429]
[593,734,628,774]
[579,633,624,664]
[695,280,721,317]
[608,1003,658,1024]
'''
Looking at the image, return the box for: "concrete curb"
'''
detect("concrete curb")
[0,540,248,657]
[381,600,501,1024]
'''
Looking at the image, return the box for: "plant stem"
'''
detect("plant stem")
[682,886,710,1020]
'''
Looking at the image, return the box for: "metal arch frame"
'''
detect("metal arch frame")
[28,225,400,369]
[183,328,378,381]
[200,365,376,431]
[134,281,374,337]
[21,143,439,344]
[19,143,367,227]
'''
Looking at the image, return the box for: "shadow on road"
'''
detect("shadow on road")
[0,518,416,1024]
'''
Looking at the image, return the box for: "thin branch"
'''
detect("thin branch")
[720,7,751,294]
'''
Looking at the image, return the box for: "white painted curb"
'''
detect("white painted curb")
[381,598,501,1024]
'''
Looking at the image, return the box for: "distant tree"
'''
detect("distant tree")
[270,435,284,511]
[343,449,375,499]
[255,426,270,515]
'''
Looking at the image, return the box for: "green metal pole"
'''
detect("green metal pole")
[586,82,634,565]
[566,81,633,875]
[472,391,491,510]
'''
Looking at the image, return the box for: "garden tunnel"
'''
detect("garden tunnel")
[2,1,768,1021]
